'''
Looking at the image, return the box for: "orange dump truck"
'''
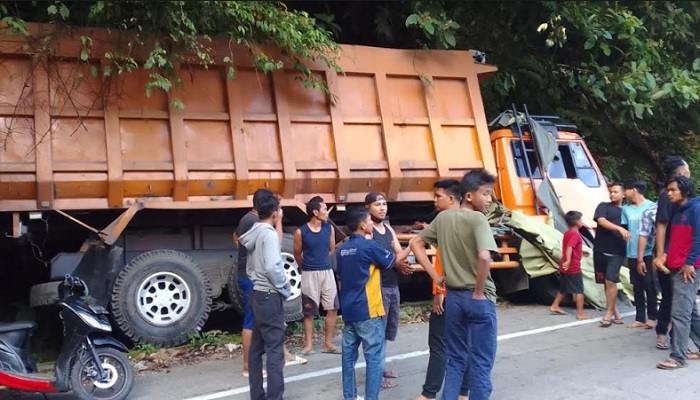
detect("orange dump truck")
[0,23,609,346]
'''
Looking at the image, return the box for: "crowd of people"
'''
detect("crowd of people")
[234,170,498,400]
[549,156,700,371]
[232,155,700,400]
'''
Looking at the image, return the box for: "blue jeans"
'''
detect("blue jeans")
[342,318,385,400]
[421,311,470,398]
[444,289,497,400]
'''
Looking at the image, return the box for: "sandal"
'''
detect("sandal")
[612,318,624,325]
[599,319,612,328]
[284,355,308,366]
[322,347,342,355]
[657,358,685,370]
[656,341,670,350]
[381,379,398,389]
[686,351,700,360]
[383,370,399,379]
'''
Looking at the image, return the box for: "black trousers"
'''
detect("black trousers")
[628,257,658,323]
[421,311,470,398]
[250,290,286,400]
[657,272,673,336]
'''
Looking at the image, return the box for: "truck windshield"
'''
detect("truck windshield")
[511,141,600,187]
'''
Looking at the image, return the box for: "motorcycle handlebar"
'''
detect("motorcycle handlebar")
[59,274,89,299]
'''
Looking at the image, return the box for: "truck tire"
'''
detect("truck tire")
[226,264,246,316]
[29,281,60,307]
[110,250,212,347]
[226,233,303,323]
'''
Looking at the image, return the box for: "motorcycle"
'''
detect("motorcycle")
[0,273,134,399]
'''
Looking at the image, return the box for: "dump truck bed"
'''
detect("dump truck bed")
[0,24,497,212]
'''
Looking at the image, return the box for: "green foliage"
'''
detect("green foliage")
[1,1,341,102]
[404,2,460,49]
[128,343,160,358]
[187,329,241,350]
[391,1,700,183]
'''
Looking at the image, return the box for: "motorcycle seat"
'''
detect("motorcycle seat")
[0,322,36,334]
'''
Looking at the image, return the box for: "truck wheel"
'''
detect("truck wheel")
[226,264,245,316]
[110,250,212,347]
[29,281,60,307]
[227,233,303,322]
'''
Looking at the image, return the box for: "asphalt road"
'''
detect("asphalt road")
[5,302,700,400]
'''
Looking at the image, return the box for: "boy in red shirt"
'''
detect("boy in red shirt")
[549,211,592,320]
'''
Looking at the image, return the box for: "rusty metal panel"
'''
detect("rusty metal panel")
[0,23,497,212]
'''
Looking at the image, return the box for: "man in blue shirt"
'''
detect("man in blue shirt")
[336,207,396,400]
[621,178,658,329]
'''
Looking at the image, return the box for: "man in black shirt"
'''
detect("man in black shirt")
[594,182,630,327]
[365,192,411,389]
[653,156,691,349]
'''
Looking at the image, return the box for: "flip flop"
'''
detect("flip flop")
[383,370,399,379]
[381,379,398,389]
[656,341,670,350]
[612,318,624,325]
[322,347,342,355]
[549,309,567,316]
[657,358,685,370]
[284,355,308,366]
[599,319,612,328]
[300,350,316,356]
[687,351,700,360]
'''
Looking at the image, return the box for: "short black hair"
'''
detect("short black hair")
[663,156,688,178]
[306,196,325,216]
[608,181,623,190]
[667,176,696,199]
[346,207,370,232]
[623,178,647,196]
[434,179,462,202]
[459,169,496,199]
[253,189,275,210]
[564,210,582,228]
[257,194,280,219]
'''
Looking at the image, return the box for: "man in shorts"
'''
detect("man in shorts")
[294,196,341,355]
[593,182,629,327]
[365,192,412,389]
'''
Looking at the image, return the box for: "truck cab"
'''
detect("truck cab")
[490,115,610,228]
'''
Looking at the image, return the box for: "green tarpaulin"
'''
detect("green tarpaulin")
[488,202,633,310]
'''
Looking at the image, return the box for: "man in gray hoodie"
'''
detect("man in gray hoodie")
[240,194,291,400]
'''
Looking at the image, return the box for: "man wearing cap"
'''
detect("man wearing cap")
[364,192,412,389]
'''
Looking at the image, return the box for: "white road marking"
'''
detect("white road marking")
[184,310,636,400]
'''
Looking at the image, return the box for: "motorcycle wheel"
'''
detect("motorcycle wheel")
[70,347,135,400]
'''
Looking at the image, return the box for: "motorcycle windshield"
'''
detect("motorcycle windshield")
[70,244,125,309]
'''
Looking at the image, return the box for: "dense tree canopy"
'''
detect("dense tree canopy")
[2,1,700,188]
[289,1,700,188]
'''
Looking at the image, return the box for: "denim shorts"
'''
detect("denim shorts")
[238,277,254,330]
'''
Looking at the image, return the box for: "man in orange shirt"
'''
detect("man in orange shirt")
[414,180,469,400]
